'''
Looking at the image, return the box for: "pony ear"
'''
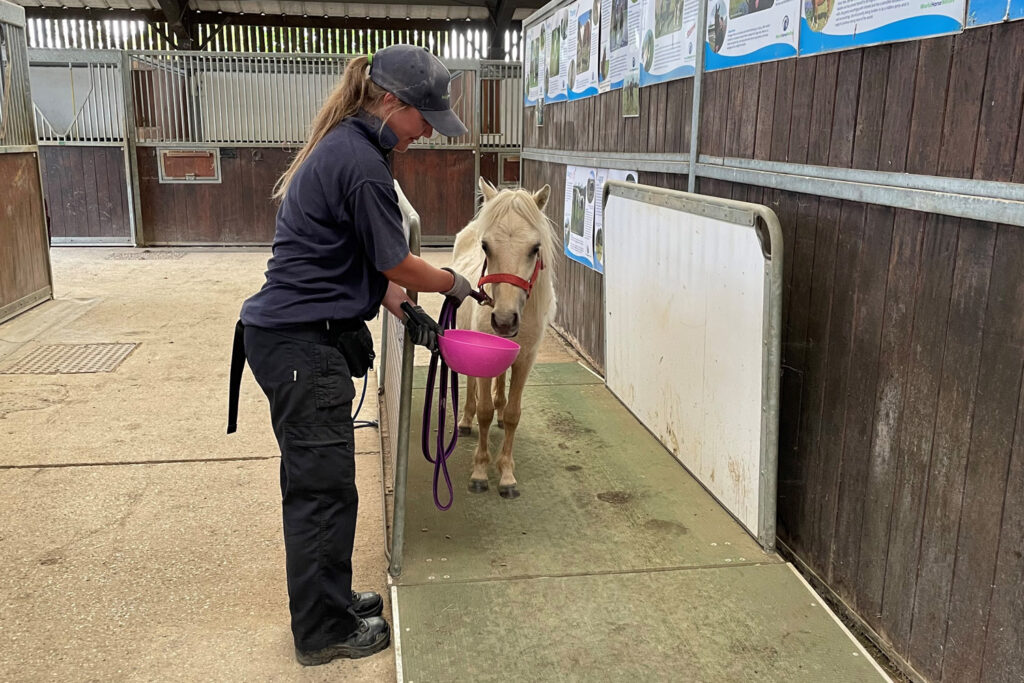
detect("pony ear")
[532,184,551,211]
[478,177,499,202]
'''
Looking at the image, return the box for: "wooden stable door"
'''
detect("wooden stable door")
[0,152,52,323]
[392,149,476,245]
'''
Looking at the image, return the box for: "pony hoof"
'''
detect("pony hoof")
[468,479,489,493]
[458,425,472,436]
[498,485,520,499]
[497,420,504,430]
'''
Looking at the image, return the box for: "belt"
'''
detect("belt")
[225,318,365,434]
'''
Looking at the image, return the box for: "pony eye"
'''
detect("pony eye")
[530,244,541,257]
[481,241,490,254]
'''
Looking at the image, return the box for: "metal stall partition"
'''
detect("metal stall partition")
[29,48,134,245]
[602,182,782,551]
[0,1,52,323]
[478,60,523,191]
[380,180,420,578]
[127,50,348,245]
[121,51,520,246]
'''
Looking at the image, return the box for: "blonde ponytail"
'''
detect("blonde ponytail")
[272,56,389,200]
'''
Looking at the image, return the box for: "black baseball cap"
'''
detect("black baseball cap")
[369,45,469,138]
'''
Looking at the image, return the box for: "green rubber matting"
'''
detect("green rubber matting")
[395,564,884,682]
[392,363,887,682]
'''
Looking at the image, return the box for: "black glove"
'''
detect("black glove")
[400,303,442,352]
[441,267,474,304]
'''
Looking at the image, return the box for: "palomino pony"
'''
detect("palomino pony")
[450,179,556,499]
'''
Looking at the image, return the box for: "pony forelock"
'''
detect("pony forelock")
[472,187,557,266]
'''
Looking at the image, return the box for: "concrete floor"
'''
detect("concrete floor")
[0,247,497,682]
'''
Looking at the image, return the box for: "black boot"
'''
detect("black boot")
[351,590,384,618]
[295,617,391,666]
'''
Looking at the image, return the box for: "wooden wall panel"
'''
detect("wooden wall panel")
[1,152,51,320]
[138,147,290,245]
[392,149,477,241]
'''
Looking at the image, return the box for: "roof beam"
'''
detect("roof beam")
[154,0,195,48]
[485,0,517,58]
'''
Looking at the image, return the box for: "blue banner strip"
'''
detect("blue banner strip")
[1011,0,1024,19]
[799,14,963,56]
[704,42,797,72]
[639,63,696,87]
[563,246,597,270]
[569,86,602,100]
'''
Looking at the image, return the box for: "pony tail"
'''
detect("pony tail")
[272,55,384,201]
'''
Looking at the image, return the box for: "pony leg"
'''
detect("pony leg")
[469,375,494,492]
[496,360,531,499]
[493,370,508,429]
[459,372,477,436]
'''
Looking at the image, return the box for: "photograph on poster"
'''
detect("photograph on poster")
[804,0,834,31]
[622,67,640,115]
[529,37,539,90]
[656,0,687,35]
[579,14,594,71]
[549,22,562,76]
[611,0,629,48]
[709,0,729,52]
[733,0,775,16]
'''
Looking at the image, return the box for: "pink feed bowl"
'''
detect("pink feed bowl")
[438,330,521,377]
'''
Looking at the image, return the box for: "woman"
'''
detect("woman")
[227,45,476,666]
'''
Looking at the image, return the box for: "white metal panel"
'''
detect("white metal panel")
[604,194,766,537]
[199,68,335,143]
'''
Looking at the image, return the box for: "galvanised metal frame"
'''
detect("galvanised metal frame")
[523,148,1024,228]
[24,45,523,245]
[380,181,421,578]
[1,15,39,149]
[27,47,137,245]
[602,180,783,551]
[28,49,126,145]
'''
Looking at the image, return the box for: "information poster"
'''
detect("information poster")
[640,0,698,85]
[570,0,601,98]
[591,169,639,273]
[524,23,545,106]
[546,9,570,102]
[705,0,799,71]
[563,166,598,268]
[563,166,638,272]
[799,0,967,56]
[600,0,646,88]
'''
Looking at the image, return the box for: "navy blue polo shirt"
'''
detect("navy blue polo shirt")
[240,112,410,328]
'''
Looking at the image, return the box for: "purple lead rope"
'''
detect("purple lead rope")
[420,298,460,511]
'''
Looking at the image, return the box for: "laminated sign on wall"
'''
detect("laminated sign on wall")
[569,0,601,98]
[705,0,799,71]
[799,0,967,55]
[639,0,698,84]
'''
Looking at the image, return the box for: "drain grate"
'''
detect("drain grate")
[107,250,186,260]
[0,343,138,374]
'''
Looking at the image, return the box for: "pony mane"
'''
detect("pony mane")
[470,188,557,268]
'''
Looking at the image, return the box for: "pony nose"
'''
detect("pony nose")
[491,311,519,337]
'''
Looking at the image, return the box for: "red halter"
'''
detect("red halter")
[477,257,544,298]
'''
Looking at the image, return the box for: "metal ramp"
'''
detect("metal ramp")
[388,362,889,682]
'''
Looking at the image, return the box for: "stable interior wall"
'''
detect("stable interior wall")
[522,21,1024,683]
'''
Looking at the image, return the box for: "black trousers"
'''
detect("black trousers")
[243,324,361,651]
